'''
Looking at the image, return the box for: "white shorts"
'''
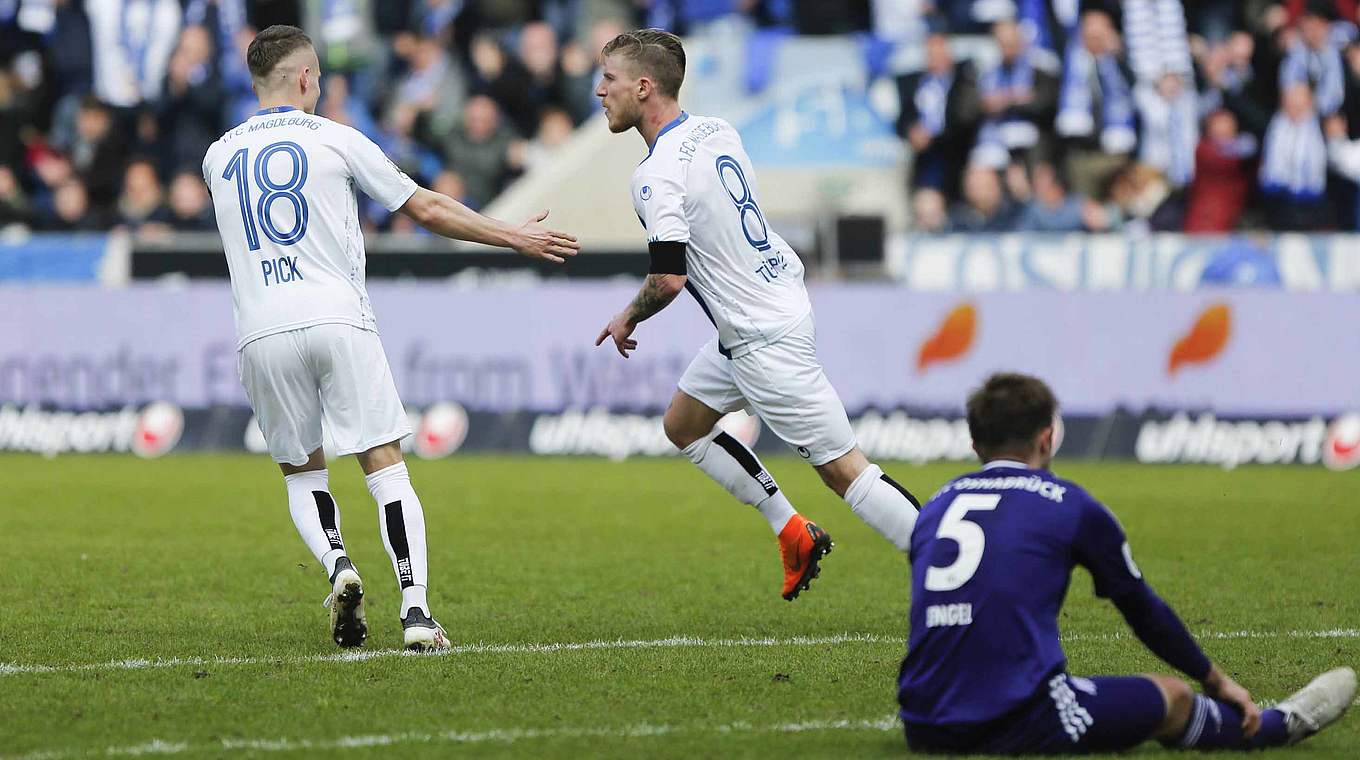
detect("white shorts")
[238,323,411,466]
[677,315,856,466]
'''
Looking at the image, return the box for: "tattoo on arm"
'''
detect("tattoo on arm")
[626,275,681,324]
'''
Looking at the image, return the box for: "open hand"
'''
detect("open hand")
[595,313,638,358]
[514,209,580,263]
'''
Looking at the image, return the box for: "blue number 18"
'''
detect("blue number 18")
[222,140,310,251]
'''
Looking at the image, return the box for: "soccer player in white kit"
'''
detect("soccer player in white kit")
[593,30,922,600]
[204,26,579,650]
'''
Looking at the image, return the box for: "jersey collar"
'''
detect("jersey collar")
[643,111,689,160]
[256,105,299,116]
[982,459,1031,470]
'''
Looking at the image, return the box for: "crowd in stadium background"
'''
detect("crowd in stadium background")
[3,0,1360,240]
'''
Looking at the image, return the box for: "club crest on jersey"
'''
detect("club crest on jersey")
[640,185,652,201]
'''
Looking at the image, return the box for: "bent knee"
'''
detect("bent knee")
[815,448,869,497]
[816,465,853,496]
[1146,674,1195,741]
[663,410,707,450]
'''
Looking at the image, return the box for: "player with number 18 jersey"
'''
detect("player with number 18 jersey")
[203,25,578,654]
[204,105,414,349]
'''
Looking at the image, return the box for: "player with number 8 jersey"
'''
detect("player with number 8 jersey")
[203,25,579,653]
[594,30,924,602]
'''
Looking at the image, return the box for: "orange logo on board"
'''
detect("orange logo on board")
[917,302,977,373]
[1168,303,1231,375]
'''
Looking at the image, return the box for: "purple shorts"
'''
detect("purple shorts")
[904,673,1167,754]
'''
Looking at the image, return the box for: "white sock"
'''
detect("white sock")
[365,461,431,617]
[283,469,348,580]
[682,427,797,534]
[843,464,920,552]
[402,585,429,619]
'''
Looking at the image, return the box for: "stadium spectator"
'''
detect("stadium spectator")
[1187,0,1248,43]
[69,96,125,210]
[1260,82,1329,230]
[38,179,103,231]
[1122,0,1194,84]
[318,74,379,140]
[6,0,1360,237]
[0,164,31,229]
[872,0,932,49]
[431,169,471,207]
[515,106,576,172]
[115,158,169,232]
[949,164,1021,232]
[1017,162,1087,232]
[1278,3,1351,116]
[1185,110,1259,233]
[1135,72,1199,190]
[387,33,466,145]
[515,22,571,133]
[972,18,1057,169]
[164,170,214,231]
[0,67,24,171]
[155,25,222,177]
[911,187,949,234]
[42,0,95,149]
[896,30,980,200]
[1056,9,1136,198]
[443,95,516,209]
[1200,31,1273,137]
[559,17,626,123]
[84,0,182,110]
[1322,111,1360,228]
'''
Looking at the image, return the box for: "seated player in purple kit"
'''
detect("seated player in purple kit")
[897,372,1354,754]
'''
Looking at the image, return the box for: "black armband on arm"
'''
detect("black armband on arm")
[648,241,688,275]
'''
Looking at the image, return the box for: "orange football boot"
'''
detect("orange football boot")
[778,515,833,601]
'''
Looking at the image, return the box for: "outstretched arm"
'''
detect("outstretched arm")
[398,188,580,263]
[1076,501,1262,735]
[595,273,687,357]
[1108,585,1260,736]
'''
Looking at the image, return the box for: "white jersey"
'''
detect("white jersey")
[203,107,418,349]
[631,112,811,358]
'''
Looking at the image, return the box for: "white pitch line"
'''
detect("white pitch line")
[6,717,902,760]
[0,632,892,676]
[1065,628,1360,643]
[2,628,1357,678]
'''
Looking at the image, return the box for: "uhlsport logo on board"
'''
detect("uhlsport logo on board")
[0,402,182,457]
[413,402,470,459]
[1322,413,1360,471]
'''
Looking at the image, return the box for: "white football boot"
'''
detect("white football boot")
[1275,666,1357,745]
[324,558,368,648]
[401,607,450,652]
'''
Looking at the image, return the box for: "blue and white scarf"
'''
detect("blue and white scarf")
[1260,112,1327,200]
[979,52,1040,149]
[1135,83,1198,187]
[1056,42,1136,154]
[1279,40,1345,116]
[913,71,953,137]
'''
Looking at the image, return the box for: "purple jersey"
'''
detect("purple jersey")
[898,460,1148,726]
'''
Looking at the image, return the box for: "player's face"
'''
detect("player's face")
[596,55,641,133]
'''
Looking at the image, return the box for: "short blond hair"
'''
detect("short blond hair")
[601,28,685,99]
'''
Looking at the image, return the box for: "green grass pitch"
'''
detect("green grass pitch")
[1,454,1356,759]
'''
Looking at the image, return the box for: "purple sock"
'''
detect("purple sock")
[1177,696,1289,750]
